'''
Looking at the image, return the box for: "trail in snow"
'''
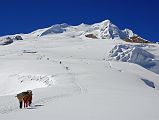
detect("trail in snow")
[107,60,124,73]
[28,62,88,110]
[0,61,87,114]
[60,61,88,94]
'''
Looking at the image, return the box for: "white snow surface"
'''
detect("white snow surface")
[0,21,159,120]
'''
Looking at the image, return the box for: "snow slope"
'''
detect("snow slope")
[0,21,159,120]
[40,23,70,36]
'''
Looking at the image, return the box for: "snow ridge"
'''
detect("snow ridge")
[0,19,148,43]
[40,23,70,36]
[83,20,135,39]
[26,19,136,40]
[109,44,155,68]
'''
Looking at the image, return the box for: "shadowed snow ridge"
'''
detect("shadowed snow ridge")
[0,37,13,45]
[40,23,70,36]
[84,20,135,39]
[109,44,156,70]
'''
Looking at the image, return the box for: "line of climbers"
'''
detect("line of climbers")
[16,90,32,109]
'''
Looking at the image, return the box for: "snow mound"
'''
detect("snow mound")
[109,44,155,67]
[40,23,70,36]
[0,73,54,96]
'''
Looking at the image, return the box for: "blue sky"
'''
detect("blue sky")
[0,0,158,42]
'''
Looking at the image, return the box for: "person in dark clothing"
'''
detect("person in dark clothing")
[16,93,25,109]
[19,101,23,109]
[60,61,62,64]
[16,90,33,109]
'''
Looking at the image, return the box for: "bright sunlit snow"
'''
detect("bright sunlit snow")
[0,20,159,120]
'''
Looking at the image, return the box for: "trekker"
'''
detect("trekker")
[23,94,29,108]
[27,90,32,106]
[21,92,29,108]
[23,90,32,108]
[66,67,69,70]
[16,93,25,109]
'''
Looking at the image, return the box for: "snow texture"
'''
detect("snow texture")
[109,44,156,68]
[40,23,70,36]
[0,20,159,120]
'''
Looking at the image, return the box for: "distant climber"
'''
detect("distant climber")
[60,61,62,64]
[66,67,69,70]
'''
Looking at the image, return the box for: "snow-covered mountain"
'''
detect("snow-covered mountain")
[29,20,150,43]
[21,20,136,39]
[0,20,149,43]
[0,20,159,120]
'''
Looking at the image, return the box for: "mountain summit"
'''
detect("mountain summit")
[85,20,135,39]
[28,19,148,42]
